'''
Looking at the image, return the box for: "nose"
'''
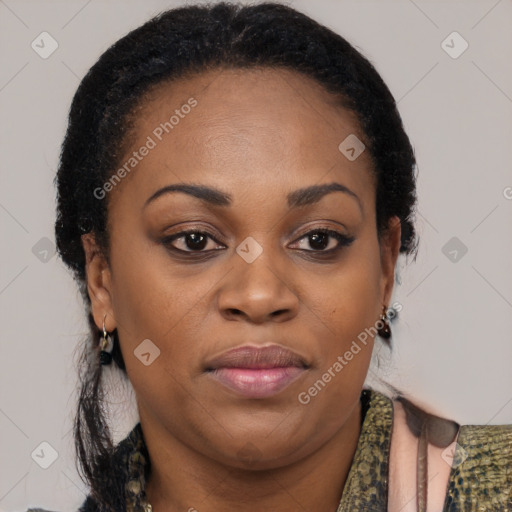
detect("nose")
[217,251,299,324]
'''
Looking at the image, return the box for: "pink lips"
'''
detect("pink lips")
[205,345,309,399]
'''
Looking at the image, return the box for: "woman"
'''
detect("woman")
[28,2,511,511]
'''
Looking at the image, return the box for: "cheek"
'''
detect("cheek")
[295,239,382,395]
[107,228,222,375]
[306,246,383,341]
[293,259,381,439]
[108,241,210,425]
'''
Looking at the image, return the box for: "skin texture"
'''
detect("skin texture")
[82,67,401,512]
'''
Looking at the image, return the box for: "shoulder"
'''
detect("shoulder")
[387,392,512,510]
[445,423,512,508]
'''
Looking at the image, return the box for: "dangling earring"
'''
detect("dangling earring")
[377,304,391,339]
[100,314,114,365]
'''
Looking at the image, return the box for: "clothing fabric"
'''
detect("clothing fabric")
[27,388,512,512]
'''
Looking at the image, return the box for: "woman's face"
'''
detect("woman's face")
[83,67,400,469]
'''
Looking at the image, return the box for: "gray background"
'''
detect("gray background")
[1,0,511,510]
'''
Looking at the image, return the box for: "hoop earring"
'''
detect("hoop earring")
[377,304,391,339]
[100,314,114,365]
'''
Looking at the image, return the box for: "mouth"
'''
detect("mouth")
[204,344,310,399]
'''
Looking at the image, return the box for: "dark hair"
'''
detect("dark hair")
[54,2,419,510]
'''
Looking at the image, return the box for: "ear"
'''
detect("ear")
[81,233,116,332]
[379,216,402,309]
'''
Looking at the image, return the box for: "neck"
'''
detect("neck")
[142,399,362,512]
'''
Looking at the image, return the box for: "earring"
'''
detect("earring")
[100,314,114,365]
[377,304,391,339]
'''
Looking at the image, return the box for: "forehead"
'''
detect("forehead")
[109,66,376,214]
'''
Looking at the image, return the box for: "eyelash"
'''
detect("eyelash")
[161,227,355,258]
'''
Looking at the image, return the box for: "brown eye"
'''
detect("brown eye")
[290,228,355,253]
[162,230,224,253]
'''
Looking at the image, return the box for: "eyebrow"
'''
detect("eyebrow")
[143,182,362,212]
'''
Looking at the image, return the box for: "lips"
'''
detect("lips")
[204,344,309,371]
[204,344,310,399]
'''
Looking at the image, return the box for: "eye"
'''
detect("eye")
[161,230,225,253]
[161,227,355,256]
[290,228,355,253]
